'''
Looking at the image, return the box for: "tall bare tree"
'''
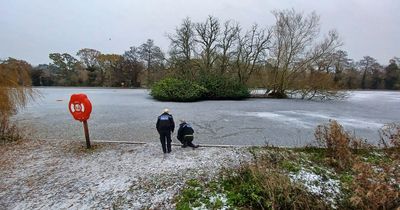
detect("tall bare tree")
[168,17,196,76]
[218,20,240,74]
[269,9,341,97]
[234,24,272,84]
[195,16,220,73]
[138,39,165,85]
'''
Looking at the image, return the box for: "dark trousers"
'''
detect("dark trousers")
[159,131,172,153]
[183,135,196,148]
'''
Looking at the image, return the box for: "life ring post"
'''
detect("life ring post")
[83,120,91,149]
[69,93,93,149]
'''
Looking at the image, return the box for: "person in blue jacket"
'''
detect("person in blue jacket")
[156,108,175,153]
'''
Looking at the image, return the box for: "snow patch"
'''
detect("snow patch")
[289,169,341,209]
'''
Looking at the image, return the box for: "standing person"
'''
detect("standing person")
[177,119,199,149]
[156,108,175,154]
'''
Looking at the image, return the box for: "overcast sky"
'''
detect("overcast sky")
[1,0,399,65]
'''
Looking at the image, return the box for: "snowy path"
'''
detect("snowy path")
[0,140,251,209]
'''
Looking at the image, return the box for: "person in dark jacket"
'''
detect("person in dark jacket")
[156,108,175,153]
[177,119,199,149]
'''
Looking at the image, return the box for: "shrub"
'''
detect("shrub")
[150,78,207,102]
[0,117,23,144]
[198,74,250,100]
[221,162,328,209]
[314,120,354,171]
[379,123,400,158]
[150,75,250,101]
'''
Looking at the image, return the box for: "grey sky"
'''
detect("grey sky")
[1,0,399,65]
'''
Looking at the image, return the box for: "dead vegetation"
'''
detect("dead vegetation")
[314,120,354,171]
[379,122,400,158]
[0,58,37,144]
[0,117,23,144]
[175,120,400,209]
[314,120,400,209]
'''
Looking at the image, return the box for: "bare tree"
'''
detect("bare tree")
[168,17,196,76]
[332,50,352,84]
[269,9,341,98]
[195,16,220,73]
[123,47,144,87]
[138,39,165,85]
[358,56,377,89]
[218,20,240,74]
[234,24,272,84]
[138,39,165,69]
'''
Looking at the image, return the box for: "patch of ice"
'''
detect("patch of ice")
[348,91,400,102]
[238,112,314,128]
[278,110,384,129]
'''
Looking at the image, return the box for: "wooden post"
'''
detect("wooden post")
[83,120,91,149]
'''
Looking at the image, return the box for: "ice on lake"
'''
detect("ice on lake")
[14,88,400,146]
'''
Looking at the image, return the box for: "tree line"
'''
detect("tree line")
[30,39,164,87]
[2,9,399,95]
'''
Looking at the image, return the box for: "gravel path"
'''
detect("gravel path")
[0,140,251,209]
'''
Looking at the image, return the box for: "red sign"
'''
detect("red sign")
[69,93,92,121]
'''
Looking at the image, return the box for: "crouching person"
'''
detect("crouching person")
[177,119,199,149]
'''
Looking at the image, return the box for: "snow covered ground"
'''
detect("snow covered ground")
[0,140,251,209]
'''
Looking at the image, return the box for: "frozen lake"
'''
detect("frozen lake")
[14,88,400,146]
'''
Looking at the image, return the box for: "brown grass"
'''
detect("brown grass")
[314,119,353,170]
[379,123,400,158]
[350,160,400,209]
[0,116,23,144]
[314,120,400,209]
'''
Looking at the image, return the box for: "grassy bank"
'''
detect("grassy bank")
[175,121,400,210]
[175,147,400,209]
